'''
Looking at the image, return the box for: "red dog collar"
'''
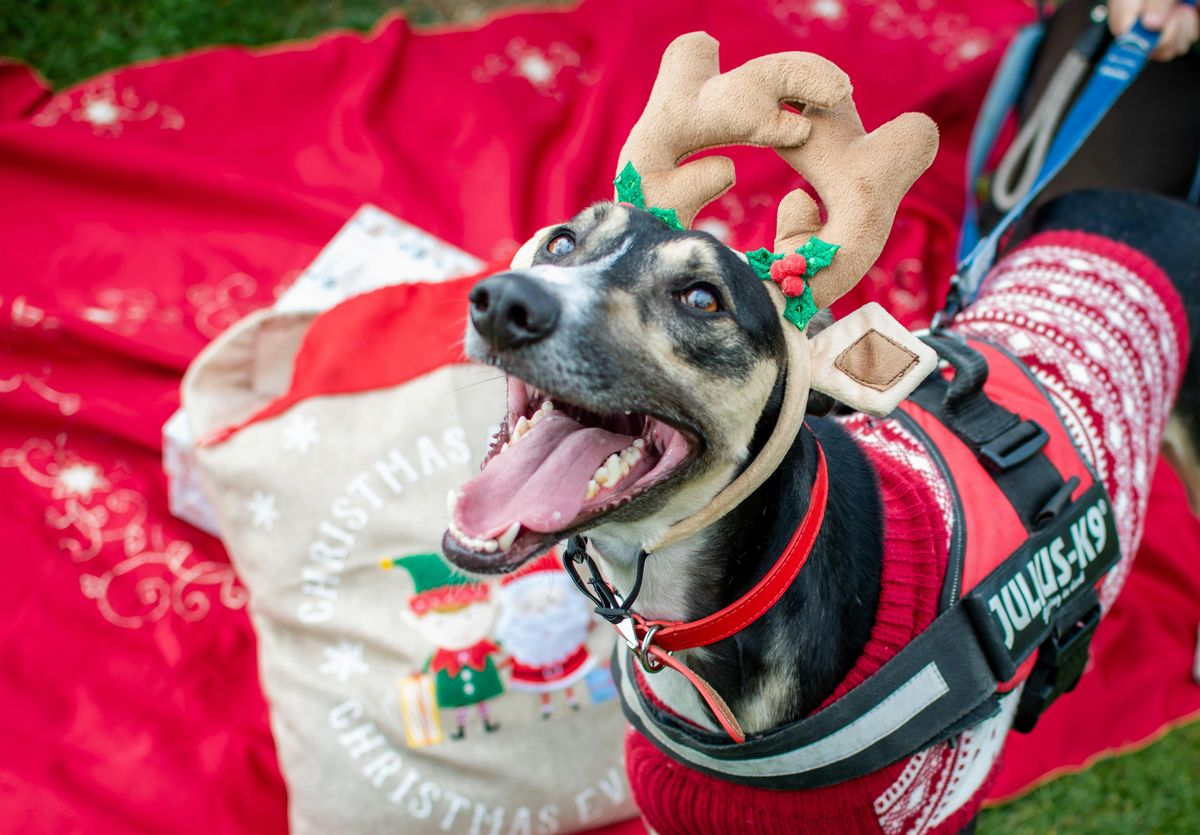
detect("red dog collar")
[564,435,830,741]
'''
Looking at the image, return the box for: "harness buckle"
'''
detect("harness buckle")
[1013,600,1101,732]
[979,419,1049,472]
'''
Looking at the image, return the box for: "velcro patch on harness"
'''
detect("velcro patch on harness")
[964,482,1120,682]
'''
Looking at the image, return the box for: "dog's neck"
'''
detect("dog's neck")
[588,417,885,734]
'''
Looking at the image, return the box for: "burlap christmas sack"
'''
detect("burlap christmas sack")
[182,271,635,834]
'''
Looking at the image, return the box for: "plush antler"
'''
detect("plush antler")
[773,105,937,309]
[620,32,942,578]
[617,32,939,310]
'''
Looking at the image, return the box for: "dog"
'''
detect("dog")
[441,31,1200,835]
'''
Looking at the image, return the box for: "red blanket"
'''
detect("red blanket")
[1,1,1197,831]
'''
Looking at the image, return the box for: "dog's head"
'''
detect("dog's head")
[444,32,939,573]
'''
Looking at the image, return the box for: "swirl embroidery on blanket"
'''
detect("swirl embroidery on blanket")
[32,76,184,137]
[81,287,184,336]
[186,272,269,339]
[78,276,276,340]
[0,435,247,629]
[471,37,599,101]
[0,371,81,416]
[770,0,1005,70]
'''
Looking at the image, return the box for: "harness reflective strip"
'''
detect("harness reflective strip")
[619,651,949,778]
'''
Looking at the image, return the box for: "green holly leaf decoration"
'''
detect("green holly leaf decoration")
[614,161,646,209]
[744,247,783,283]
[799,237,840,276]
[783,287,818,331]
[649,206,685,232]
[744,239,836,332]
[614,161,686,231]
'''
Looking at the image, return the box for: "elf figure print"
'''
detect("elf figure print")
[385,553,504,741]
[495,552,597,719]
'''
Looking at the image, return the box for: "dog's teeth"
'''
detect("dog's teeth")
[500,442,509,453]
[541,400,554,413]
[483,539,498,553]
[585,479,599,499]
[593,451,635,490]
[633,438,645,449]
[530,409,545,426]
[446,489,458,517]
[595,462,616,487]
[513,415,531,440]
[497,521,521,551]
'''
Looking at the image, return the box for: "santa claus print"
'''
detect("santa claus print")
[385,553,504,740]
[495,552,596,719]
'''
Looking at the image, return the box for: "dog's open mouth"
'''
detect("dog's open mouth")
[444,377,698,572]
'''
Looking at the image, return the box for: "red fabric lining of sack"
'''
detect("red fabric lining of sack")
[200,266,502,445]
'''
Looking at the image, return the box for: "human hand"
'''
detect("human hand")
[1108,0,1200,60]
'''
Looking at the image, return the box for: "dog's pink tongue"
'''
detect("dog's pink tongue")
[456,414,632,537]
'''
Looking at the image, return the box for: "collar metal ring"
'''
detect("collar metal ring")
[638,624,668,674]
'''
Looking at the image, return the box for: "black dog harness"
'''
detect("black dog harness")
[616,334,1121,789]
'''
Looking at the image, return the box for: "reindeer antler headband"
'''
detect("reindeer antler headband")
[516,33,942,551]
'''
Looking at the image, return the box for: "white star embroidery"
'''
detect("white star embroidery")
[247,490,281,530]
[83,99,120,127]
[319,641,370,682]
[282,414,320,455]
[55,463,110,500]
[516,53,554,85]
[811,0,844,21]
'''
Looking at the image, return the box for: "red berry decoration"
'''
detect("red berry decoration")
[769,253,808,297]
[780,275,807,297]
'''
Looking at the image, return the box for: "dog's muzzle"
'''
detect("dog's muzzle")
[469,272,560,351]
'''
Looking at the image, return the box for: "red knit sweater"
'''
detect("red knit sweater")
[624,233,1190,835]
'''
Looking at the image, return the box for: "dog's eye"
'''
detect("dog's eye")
[679,283,722,314]
[546,232,575,257]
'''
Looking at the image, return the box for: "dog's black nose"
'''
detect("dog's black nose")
[469,273,560,350]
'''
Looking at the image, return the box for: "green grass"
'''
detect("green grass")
[0,0,561,88]
[2,2,1198,832]
[980,720,1200,834]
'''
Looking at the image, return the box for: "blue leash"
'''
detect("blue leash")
[942,1,1199,326]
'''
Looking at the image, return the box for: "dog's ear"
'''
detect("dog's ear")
[510,226,557,269]
[807,302,937,417]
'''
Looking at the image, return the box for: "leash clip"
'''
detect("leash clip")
[561,534,649,624]
[931,273,963,332]
[560,535,666,668]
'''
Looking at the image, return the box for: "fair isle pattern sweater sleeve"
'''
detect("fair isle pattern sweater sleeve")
[950,231,1190,609]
